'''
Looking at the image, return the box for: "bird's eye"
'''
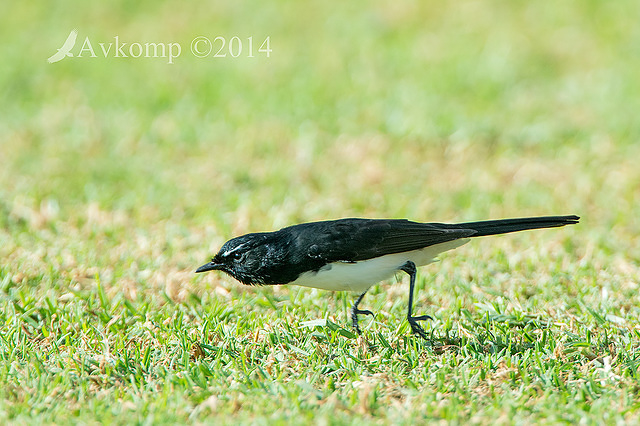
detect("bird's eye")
[230,251,243,260]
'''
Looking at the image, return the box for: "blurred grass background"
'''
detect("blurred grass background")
[1,0,639,423]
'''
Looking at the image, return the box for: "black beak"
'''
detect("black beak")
[195,261,223,273]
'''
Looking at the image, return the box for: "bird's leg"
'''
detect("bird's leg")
[351,290,374,335]
[400,261,432,339]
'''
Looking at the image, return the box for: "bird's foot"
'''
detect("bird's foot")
[351,308,374,335]
[408,314,432,339]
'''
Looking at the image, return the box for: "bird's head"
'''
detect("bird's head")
[195,233,276,285]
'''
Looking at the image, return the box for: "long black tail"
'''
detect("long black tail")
[451,215,579,237]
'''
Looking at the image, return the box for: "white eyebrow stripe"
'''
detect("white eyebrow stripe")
[222,243,246,257]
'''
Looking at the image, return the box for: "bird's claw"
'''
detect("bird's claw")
[352,309,375,335]
[412,314,432,322]
[408,314,432,339]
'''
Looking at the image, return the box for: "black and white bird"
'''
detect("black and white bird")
[196,215,579,337]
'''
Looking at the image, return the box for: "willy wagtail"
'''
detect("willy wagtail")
[196,215,579,337]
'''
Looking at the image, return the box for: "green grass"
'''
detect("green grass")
[2,0,640,423]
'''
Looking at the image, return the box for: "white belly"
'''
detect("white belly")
[289,239,470,292]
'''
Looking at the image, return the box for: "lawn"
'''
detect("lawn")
[1,0,640,424]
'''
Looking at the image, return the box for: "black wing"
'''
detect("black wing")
[286,218,476,263]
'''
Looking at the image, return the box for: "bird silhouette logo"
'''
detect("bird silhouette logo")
[47,29,78,63]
